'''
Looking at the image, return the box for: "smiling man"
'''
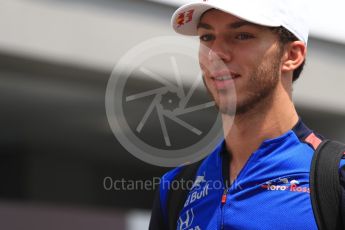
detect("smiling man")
[149,0,345,229]
[196,8,305,186]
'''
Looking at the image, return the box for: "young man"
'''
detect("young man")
[150,0,345,229]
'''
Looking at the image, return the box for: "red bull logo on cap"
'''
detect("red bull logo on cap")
[176,9,195,27]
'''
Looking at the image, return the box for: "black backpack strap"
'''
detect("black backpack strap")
[167,160,203,230]
[310,139,345,230]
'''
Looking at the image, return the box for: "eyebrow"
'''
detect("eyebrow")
[197,20,258,30]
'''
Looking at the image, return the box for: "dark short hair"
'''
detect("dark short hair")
[271,27,306,82]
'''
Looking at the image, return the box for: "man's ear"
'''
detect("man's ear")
[281,41,307,72]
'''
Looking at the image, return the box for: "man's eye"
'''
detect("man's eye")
[199,34,214,42]
[235,33,254,40]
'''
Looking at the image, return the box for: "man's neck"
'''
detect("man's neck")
[222,84,299,175]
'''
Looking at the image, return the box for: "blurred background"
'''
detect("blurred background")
[1,0,345,229]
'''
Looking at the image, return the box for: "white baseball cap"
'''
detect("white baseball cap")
[171,0,309,44]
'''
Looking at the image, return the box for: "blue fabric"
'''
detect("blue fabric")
[160,121,326,229]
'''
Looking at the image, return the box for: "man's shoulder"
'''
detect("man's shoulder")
[160,166,184,185]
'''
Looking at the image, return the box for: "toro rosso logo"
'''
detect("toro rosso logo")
[176,9,195,27]
[261,178,310,193]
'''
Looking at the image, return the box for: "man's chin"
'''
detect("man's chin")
[214,103,237,116]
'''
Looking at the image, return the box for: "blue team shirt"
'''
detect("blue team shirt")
[158,120,345,230]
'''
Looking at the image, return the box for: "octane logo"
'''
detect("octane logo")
[105,36,234,167]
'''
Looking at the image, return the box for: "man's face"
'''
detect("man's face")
[197,9,283,115]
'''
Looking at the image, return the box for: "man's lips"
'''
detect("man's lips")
[209,71,241,89]
[210,70,241,80]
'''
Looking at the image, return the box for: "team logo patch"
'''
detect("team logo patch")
[184,172,209,207]
[176,9,195,27]
[191,174,206,190]
[178,208,194,229]
[261,178,310,193]
[178,208,202,230]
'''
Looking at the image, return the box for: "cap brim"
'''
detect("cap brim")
[171,2,281,36]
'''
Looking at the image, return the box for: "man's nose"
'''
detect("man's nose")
[208,39,232,63]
